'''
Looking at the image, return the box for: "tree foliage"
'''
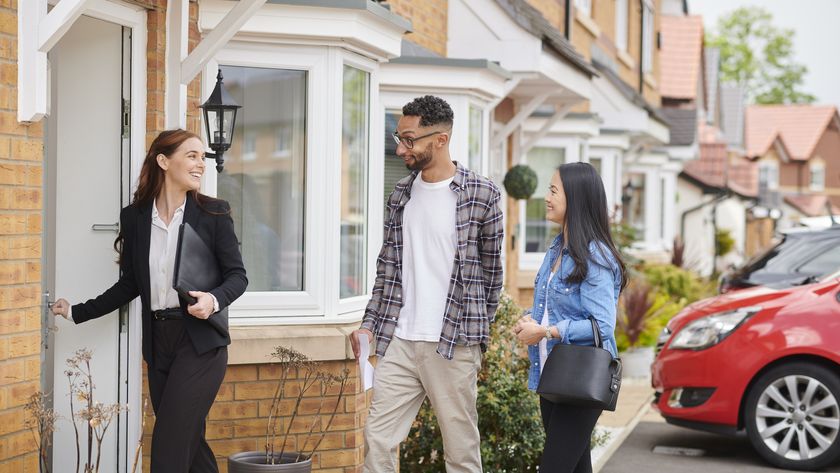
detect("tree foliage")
[706,7,815,105]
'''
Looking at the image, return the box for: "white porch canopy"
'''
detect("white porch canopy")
[446,0,597,150]
[19,0,408,125]
[589,60,670,145]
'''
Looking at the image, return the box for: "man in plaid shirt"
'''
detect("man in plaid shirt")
[350,96,504,472]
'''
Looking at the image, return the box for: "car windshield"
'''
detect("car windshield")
[730,232,840,289]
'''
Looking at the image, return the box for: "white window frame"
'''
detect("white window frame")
[758,160,779,191]
[519,137,580,269]
[334,51,380,317]
[615,0,629,52]
[809,161,825,191]
[201,42,381,324]
[576,0,593,17]
[642,0,654,73]
[467,99,491,176]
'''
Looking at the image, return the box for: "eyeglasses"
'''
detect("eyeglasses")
[392,131,444,150]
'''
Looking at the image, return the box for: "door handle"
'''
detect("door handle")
[91,222,120,233]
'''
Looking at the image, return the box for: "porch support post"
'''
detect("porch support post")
[520,103,573,155]
[181,0,267,84]
[165,0,189,129]
[491,92,550,149]
[18,0,47,122]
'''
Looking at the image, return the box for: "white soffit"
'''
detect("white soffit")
[380,62,510,102]
[199,0,408,61]
[447,0,591,101]
[522,114,601,138]
[592,75,669,144]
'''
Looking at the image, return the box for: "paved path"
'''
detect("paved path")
[601,419,840,473]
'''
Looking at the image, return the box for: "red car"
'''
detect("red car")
[652,273,840,471]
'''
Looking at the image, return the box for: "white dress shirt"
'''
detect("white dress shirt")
[150,197,186,310]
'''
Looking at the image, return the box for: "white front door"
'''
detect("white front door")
[45,13,136,473]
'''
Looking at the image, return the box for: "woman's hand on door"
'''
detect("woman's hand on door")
[51,298,72,320]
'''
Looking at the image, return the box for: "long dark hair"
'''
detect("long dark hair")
[558,162,627,291]
[114,129,226,259]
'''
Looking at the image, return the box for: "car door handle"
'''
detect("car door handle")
[91,222,120,233]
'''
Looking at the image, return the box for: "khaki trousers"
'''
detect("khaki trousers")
[363,336,483,473]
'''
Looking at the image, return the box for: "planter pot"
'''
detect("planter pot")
[228,452,312,473]
[620,346,655,379]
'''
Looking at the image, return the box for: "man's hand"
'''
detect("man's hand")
[350,329,374,360]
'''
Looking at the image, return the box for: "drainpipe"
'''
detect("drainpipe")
[638,2,645,94]
[565,0,572,39]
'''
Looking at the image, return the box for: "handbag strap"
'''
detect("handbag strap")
[589,317,603,348]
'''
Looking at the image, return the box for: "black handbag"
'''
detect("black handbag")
[536,317,622,411]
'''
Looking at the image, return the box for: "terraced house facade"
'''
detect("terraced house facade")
[1,0,693,471]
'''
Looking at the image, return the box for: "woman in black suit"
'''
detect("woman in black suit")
[51,129,248,472]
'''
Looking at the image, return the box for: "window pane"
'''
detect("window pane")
[622,173,645,235]
[575,0,592,16]
[797,244,840,278]
[589,157,602,176]
[340,66,370,298]
[468,105,483,172]
[525,147,565,253]
[616,0,628,51]
[217,65,306,292]
[383,111,411,210]
[642,5,654,72]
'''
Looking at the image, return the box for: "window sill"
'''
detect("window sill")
[617,49,635,70]
[228,321,359,365]
[643,73,657,89]
[575,11,601,38]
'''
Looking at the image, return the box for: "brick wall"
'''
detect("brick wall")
[386,0,447,56]
[0,0,46,468]
[526,0,566,31]
[142,360,366,473]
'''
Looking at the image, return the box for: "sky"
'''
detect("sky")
[688,0,840,108]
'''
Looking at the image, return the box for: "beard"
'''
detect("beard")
[404,143,434,171]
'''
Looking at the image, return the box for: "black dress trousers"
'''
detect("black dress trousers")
[147,318,227,473]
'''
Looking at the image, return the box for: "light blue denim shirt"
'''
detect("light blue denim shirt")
[527,234,621,391]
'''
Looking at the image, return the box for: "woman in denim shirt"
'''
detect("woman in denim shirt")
[514,162,626,473]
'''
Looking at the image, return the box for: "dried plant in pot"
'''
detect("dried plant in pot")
[228,347,350,473]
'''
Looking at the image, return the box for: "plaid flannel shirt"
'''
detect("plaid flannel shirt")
[361,162,504,360]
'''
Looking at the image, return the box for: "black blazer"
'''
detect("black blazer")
[72,193,248,367]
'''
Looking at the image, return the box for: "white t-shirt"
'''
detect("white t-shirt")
[394,172,458,342]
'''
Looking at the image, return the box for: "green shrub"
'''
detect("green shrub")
[641,264,715,305]
[715,228,735,257]
[401,292,544,472]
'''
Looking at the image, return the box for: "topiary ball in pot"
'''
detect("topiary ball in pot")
[503,164,538,200]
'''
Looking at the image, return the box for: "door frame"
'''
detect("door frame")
[42,1,147,471]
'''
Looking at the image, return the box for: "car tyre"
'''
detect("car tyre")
[745,362,840,471]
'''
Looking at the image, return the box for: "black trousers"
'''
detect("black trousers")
[147,319,227,473]
[539,397,602,473]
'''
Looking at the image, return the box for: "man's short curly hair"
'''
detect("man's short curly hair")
[402,95,454,128]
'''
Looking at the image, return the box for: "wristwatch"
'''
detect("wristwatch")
[545,327,553,340]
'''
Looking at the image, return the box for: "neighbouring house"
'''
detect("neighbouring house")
[744,105,840,228]
[11,0,412,470]
[443,0,668,305]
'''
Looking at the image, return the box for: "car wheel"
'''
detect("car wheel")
[745,362,840,471]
